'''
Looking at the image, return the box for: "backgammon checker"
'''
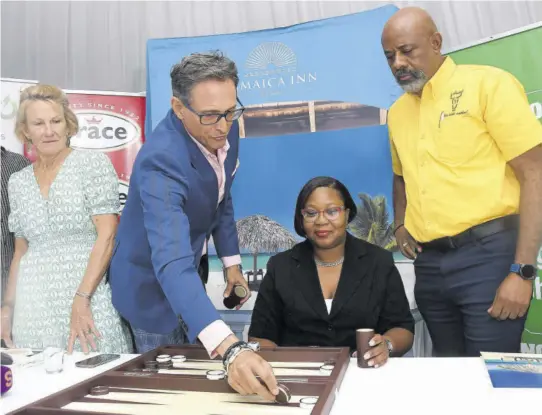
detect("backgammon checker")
[9,345,351,415]
[275,384,292,404]
[89,385,109,396]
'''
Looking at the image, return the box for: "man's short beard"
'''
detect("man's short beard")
[396,69,428,94]
[400,77,428,94]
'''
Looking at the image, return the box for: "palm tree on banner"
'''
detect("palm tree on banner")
[236,215,297,291]
[348,193,397,251]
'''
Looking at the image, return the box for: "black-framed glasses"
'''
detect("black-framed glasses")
[183,97,245,125]
[301,206,346,223]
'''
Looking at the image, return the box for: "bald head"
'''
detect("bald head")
[383,7,439,41]
[381,7,445,95]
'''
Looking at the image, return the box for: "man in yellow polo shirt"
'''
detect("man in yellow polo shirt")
[382,7,542,357]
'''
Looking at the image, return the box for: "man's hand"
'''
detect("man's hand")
[224,266,251,309]
[215,335,278,401]
[395,226,421,260]
[227,350,278,401]
[488,273,533,320]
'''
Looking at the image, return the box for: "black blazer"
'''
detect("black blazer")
[248,233,414,350]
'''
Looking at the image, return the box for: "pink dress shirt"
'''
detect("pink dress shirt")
[189,134,242,357]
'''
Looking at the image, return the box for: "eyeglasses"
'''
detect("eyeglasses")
[301,206,346,223]
[183,97,246,125]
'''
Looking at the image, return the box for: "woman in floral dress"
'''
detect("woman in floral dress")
[0,84,132,354]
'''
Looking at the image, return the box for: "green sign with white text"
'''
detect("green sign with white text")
[449,25,542,354]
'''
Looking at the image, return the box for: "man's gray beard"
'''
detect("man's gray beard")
[399,74,428,94]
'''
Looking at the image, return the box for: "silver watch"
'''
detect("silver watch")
[247,341,260,352]
[384,338,393,355]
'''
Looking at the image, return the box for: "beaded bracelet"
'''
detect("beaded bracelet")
[222,341,246,368]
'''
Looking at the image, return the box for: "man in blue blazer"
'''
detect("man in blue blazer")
[109,51,278,400]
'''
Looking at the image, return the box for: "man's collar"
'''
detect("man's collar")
[187,130,230,158]
[426,56,456,98]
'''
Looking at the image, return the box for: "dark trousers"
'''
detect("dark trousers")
[414,229,527,357]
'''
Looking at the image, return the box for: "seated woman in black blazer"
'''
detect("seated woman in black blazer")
[248,177,414,368]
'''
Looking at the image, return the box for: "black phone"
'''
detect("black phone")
[75,354,120,368]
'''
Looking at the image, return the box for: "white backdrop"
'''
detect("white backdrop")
[2,1,542,93]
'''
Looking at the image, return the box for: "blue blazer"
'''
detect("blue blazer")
[109,109,241,340]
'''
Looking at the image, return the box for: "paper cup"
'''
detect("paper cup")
[356,328,374,368]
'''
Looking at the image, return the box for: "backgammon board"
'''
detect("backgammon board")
[10,345,351,415]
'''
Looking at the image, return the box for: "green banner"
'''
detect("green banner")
[449,24,542,354]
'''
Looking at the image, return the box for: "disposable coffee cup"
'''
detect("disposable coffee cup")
[223,285,248,309]
[356,328,374,368]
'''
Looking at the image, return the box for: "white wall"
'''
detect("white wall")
[2,1,541,92]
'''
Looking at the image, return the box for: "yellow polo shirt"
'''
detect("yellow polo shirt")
[388,57,542,243]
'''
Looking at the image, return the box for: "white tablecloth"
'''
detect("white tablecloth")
[2,352,138,414]
[3,354,539,415]
[331,357,541,415]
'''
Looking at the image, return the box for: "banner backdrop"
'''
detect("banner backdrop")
[1,78,38,154]
[145,5,401,132]
[24,91,146,214]
[145,4,420,325]
[449,23,542,354]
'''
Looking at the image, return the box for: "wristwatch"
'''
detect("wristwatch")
[510,264,537,281]
[384,338,393,355]
[247,341,260,352]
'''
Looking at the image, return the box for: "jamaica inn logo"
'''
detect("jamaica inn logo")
[238,42,317,95]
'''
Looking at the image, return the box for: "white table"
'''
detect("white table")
[2,352,138,414]
[4,355,539,414]
[331,357,541,415]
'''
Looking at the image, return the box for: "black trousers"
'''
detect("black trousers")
[414,228,527,357]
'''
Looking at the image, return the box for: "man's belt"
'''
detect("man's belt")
[418,215,519,252]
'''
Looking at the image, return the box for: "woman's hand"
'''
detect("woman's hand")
[1,306,15,347]
[67,295,101,354]
[352,334,390,368]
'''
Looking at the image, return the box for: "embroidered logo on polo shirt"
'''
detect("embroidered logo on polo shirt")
[450,90,463,112]
[439,89,469,128]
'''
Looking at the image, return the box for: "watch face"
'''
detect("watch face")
[521,265,537,279]
[247,341,260,352]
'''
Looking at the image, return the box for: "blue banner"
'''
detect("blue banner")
[146,5,401,131]
[145,4,407,284]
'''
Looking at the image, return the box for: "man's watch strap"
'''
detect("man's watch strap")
[510,263,537,280]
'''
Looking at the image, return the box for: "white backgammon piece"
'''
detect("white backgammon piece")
[319,364,334,374]
[156,354,172,363]
[171,355,186,362]
[299,396,318,409]
[206,369,226,380]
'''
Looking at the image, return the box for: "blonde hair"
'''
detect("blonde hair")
[14,84,79,143]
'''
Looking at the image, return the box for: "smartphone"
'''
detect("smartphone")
[75,354,120,368]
